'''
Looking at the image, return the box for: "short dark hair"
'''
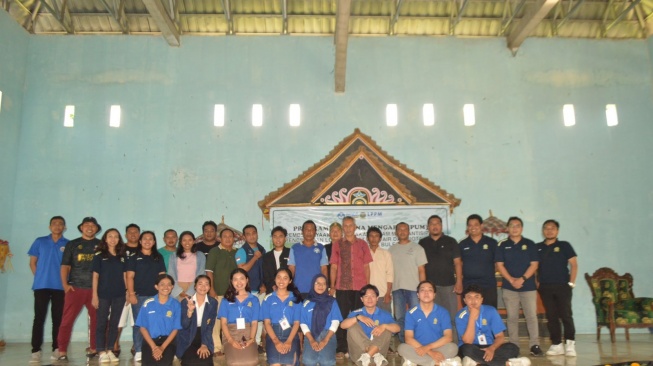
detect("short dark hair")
[542,219,560,229]
[466,214,483,225]
[367,226,382,238]
[343,216,355,223]
[242,224,257,234]
[359,284,379,298]
[271,226,287,237]
[508,216,523,226]
[395,222,409,230]
[163,229,177,237]
[156,273,175,286]
[462,284,484,298]
[302,220,316,231]
[50,216,66,225]
[126,223,140,232]
[220,228,235,238]
[427,215,442,225]
[202,221,218,231]
[417,280,436,293]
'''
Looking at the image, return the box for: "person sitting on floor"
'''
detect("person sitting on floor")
[456,285,530,366]
[340,284,400,366]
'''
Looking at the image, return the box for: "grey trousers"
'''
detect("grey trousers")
[435,285,459,340]
[347,323,392,363]
[397,342,458,365]
[502,289,539,347]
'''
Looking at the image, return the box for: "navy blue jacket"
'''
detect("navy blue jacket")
[176,296,219,358]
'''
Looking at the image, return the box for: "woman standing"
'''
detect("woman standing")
[126,231,167,362]
[217,268,260,366]
[135,274,182,366]
[92,228,126,363]
[177,275,218,365]
[261,268,302,366]
[300,274,343,366]
[168,231,207,301]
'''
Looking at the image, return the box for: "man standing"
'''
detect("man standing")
[262,226,291,294]
[495,217,542,357]
[28,216,69,363]
[366,227,393,314]
[235,224,266,352]
[388,222,427,343]
[329,216,373,359]
[56,217,102,361]
[397,281,460,366]
[456,285,529,366]
[123,223,140,257]
[288,220,328,296]
[537,220,578,357]
[158,229,178,271]
[459,214,499,308]
[418,215,462,327]
[205,228,238,357]
[341,285,400,366]
[195,220,219,256]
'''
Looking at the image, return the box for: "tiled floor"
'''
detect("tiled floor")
[1,334,651,366]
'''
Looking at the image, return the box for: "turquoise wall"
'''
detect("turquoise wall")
[2,30,653,341]
[0,10,28,340]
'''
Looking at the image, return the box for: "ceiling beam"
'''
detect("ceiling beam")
[507,0,559,52]
[221,0,233,34]
[389,0,404,35]
[142,0,180,46]
[281,0,288,34]
[450,0,471,34]
[604,0,642,35]
[98,0,129,33]
[500,0,528,35]
[334,0,351,93]
[555,0,585,30]
[40,0,73,33]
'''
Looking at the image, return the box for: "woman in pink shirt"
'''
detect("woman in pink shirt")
[169,231,207,301]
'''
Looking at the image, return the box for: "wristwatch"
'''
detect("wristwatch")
[568,282,575,288]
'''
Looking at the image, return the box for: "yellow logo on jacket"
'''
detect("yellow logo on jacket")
[166,311,172,318]
[433,318,438,325]
[207,319,211,325]
[247,301,252,307]
[554,247,560,252]
[522,245,527,250]
[482,319,487,326]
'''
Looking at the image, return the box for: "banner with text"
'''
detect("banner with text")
[270,206,450,249]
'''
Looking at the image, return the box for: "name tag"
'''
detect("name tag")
[279,317,290,330]
[236,317,246,330]
[478,334,487,345]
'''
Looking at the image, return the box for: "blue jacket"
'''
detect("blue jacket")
[176,296,219,358]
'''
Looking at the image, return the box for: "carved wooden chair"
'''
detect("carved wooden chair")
[585,267,653,342]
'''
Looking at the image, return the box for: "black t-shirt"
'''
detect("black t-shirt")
[195,241,219,257]
[537,240,577,284]
[418,234,461,286]
[126,252,167,296]
[124,245,139,258]
[61,237,100,289]
[92,253,126,299]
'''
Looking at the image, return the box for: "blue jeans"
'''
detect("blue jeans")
[392,289,418,343]
[131,295,150,353]
[302,329,337,366]
[96,296,124,352]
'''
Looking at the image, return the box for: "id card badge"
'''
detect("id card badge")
[236,317,246,330]
[279,317,290,330]
[477,334,487,345]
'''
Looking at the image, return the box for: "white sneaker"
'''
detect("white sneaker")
[462,356,477,366]
[134,351,142,363]
[357,353,371,366]
[372,353,388,366]
[30,351,42,363]
[51,349,60,360]
[440,356,462,366]
[508,357,532,366]
[107,351,119,362]
[99,353,111,363]
[402,359,416,366]
[565,340,576,357]
[546,343,565,356]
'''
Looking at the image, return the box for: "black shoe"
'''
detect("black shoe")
[258,345,265,354]
[530,345,544,356]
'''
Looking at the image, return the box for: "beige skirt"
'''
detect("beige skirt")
[223,323,259,366]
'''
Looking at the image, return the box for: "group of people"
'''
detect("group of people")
[27,213,578,366]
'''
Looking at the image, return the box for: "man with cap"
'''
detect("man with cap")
[56,217,102,361]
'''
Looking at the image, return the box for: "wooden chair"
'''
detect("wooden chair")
[585,267,653,342]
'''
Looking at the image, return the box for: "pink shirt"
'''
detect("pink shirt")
[330,237,373,291]
[177,253,197,282]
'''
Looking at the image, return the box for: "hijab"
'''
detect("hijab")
[307,273,336,336]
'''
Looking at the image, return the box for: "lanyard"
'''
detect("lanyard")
[475,308,483,335]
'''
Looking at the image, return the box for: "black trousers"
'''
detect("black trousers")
[459,343,520,366]
[538,283,575,344]
[181,326,212,366]
[31,289,65,353]
[335,290,362,353]
[142,336,176,366]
